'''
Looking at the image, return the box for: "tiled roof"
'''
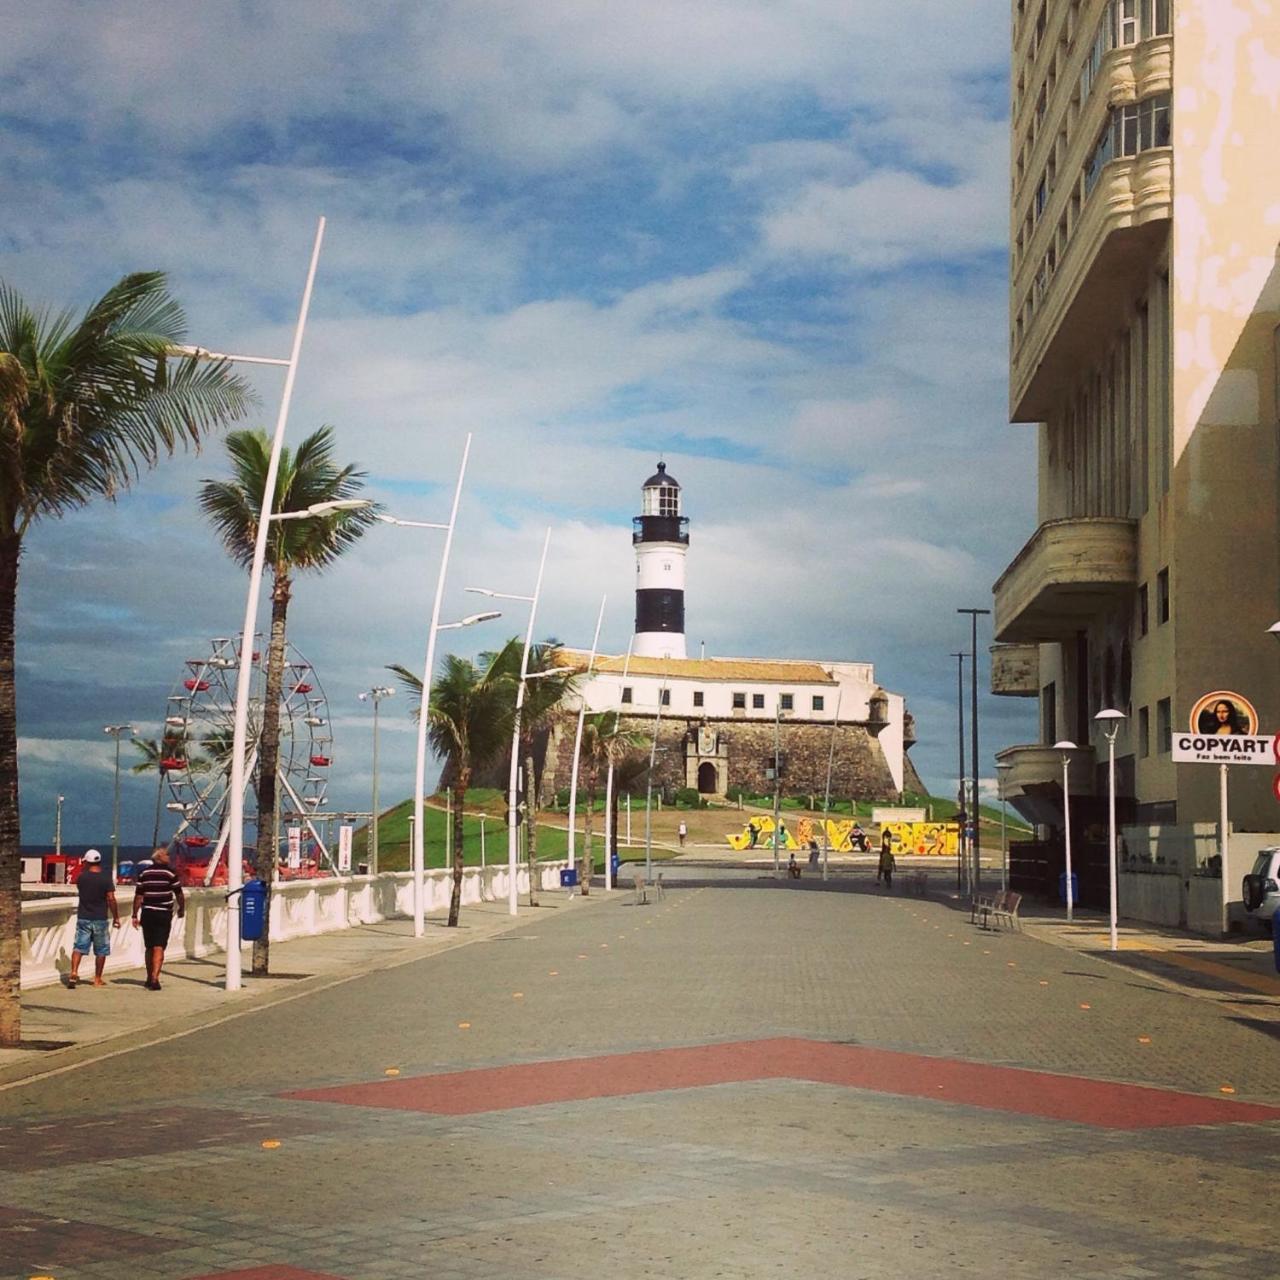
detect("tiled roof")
[557,651,837,685]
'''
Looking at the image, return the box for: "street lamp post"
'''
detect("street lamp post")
[1054,741,1077,921]
[54,793,65,858]
[950,651,966,893]
[220,216,326,994]
[771,699,784,877]
[958,609,990,894]
[603,638,635,893]
[358,686,395,875]
[820,691,843,882]
[1095,708,1126,951]
[467,527,551,916]
[566,595,607,880]
[995,760,1012,892]
[644,679,668,882]
[103,725,134,868]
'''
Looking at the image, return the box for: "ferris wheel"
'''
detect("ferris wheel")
[160,635,333,879]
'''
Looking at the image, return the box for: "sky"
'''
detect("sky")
[2,0,1038,848]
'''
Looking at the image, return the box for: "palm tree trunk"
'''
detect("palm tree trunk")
[448,769,470,926]
[0,533,22,1047]
[524,751,538,905]
[252,576,291,975]
[152,766,166,849]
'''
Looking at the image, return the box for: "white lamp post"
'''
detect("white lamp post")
[358,686,395,874]
[603,638,635,893]
[566,595,607,880]
[1053,741,1076,921]
[54,794,65,858]
[103,725,134,867]
[995,760,1012,892]
[820,691,843,882]
[1095,709,1126,951]
[643,678,669,882]
[221,216,326,994]
[410,610,500,933]
[467,527,551,916]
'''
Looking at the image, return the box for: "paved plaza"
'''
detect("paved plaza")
[4,872,1280,1279]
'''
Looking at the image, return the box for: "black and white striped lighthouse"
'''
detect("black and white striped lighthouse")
[632,461,688,659]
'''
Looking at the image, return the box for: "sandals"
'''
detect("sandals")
[67,975,78,989]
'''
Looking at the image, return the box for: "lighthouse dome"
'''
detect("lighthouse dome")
[643,461,680,489]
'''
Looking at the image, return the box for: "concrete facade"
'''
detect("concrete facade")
[996,0,1280,834]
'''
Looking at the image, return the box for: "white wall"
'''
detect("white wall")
[19,862,568,990]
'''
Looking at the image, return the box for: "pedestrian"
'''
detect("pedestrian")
[850,823,868,852]
[746,818,759,849]
[877,832,896,892]
[68,850,120,988]
[788,852,801,879]
[677,819,687,848]
[132,846,185,991]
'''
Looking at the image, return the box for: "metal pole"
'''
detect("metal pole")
[1219,762,1229,935]
[626,794,631,844]
[771,700,782,876]
[112,734,122,868]
[480,815,486,870]
[999,782,1008,892]
[1062,752,1075,921]
[371,696,381,875]
[55,795,64,858]
[951,652,965,893]
[820,691,842,882]
[566,595,606,875]
[412,434,471,937]
[445,787,452,865]
[644,678,667,881]
[959,609,989,894]
[225,216,325,993]
[604,639,634,894]
[1108,731,1118,951]
[506,529,551,916]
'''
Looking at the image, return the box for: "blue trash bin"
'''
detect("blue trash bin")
[610,853,620,878]
[560,868,579,888]
[241,878,268,941]
[1058,871,1079,905]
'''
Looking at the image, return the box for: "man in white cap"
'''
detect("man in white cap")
[68,850,120,988]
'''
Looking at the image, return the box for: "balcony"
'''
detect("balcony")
[993,517,1138,644]
[997,743,1095,829]
[990,644,1039,697]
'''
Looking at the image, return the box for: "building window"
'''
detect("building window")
[732,692,746,710]
[812,695,825,711]
[693,690,703,708]
[780,693,793,712]
[1138,705,1150,757]
[660,688,670,707]
[1043,682,1057,744]
[1156,697,1172,754]
[1084,93,1171,197]
[1138,583,1148,636]
[658,486,678,517]
[752,693,765,710]
[1157,567,1170,623]
[621,687,632,704]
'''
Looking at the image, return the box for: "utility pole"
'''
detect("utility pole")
[358,686,395,875]
[771,699,783,876]
[950,653,965,893]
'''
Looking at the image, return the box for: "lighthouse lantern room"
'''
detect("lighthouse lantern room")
[632,461,689,659]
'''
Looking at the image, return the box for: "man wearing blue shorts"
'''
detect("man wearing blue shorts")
[68,849,120,988]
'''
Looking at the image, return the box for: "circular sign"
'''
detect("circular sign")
[1189,690,1258,737]
[1273,770,1280,804]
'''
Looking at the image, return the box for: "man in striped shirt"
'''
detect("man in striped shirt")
[131,847,185,991]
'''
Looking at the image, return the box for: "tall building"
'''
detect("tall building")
[993,3,1280,838]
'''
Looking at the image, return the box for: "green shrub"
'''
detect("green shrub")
[674,787,701,808]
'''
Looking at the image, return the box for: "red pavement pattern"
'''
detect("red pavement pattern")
[284,1037,1280,1130]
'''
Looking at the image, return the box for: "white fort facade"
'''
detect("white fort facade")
[545,464,923,801]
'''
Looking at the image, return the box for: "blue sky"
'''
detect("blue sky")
[2,0,1037,846]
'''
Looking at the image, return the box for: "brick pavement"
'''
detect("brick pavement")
[3,877,1280,1279]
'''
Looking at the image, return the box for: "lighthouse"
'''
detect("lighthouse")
[632,461,688,659]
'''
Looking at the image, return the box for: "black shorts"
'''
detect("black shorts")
[140,911,174,949]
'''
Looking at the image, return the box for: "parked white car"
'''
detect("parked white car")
[1241,847,1280,929]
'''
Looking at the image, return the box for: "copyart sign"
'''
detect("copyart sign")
[1172,733,1272,765]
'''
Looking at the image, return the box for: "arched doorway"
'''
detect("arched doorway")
[697,761,718,794]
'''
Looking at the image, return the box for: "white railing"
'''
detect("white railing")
[20,862,568,990]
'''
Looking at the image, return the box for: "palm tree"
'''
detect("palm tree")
[200,426,377,973]
[389,653,513,926]
[0,272,253,1047]
[485,639,577,904]
[577,712,646,886]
